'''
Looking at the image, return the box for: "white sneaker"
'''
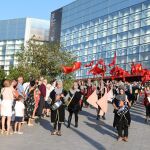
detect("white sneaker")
[17,132,23,135]
[14,131,18,134]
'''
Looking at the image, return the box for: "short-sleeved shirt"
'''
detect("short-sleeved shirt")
[17,83,24,97]
[15,101,25,117]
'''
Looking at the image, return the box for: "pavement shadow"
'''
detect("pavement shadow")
[130,107,145,113]
[79,109,97,119]
[130,109,145,116]
[86,117,117,139]
[68,125,106,150]
[130,112,145,124]
[35,117,53,131]
[129,102,146,125]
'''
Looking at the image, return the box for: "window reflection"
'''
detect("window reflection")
[60,1,150,78]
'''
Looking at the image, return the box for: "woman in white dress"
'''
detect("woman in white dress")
[1,80,14,135]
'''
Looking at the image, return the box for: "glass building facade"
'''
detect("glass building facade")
[0,18,49,73]
[50,0,150,79]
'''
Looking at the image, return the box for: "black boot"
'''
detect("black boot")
[67,115,72,128]
[102,113,106,120]
[75,122,78,128]
[75,113,78,128]
[96,115,100,120]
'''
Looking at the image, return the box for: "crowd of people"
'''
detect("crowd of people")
[0,76,149,142]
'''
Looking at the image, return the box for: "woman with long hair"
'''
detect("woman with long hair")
[112,87,131,142]
[67,82,82,128]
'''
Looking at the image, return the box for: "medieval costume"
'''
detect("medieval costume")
[79,84,86,111]
[50,85,66,136]
[143,91,150,123]
[66,87,82,128]
[85,82,93,107]
[112,89,131,141]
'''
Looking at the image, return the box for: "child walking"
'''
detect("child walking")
[14,95,25,134]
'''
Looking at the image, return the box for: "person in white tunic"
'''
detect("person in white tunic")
[1,80,14,135]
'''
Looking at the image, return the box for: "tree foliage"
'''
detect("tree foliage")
[0,68,6,88]
[15,37,75,87]
[7,65,40,82]
[0,68,6,81]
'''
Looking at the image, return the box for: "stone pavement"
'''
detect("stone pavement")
[0,100,150,150]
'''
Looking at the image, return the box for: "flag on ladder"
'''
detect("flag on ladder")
[96,87,108,116]
[87,90,98,108]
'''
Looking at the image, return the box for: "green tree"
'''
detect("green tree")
[0,68,6,88]
[15,37,75,88]
[7,65,40,82]
[0,68,6,80]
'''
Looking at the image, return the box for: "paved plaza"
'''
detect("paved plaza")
[0,100,150,150]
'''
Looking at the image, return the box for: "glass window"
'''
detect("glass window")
[122,24,128,32]
[103,23,107,30]
[121,8,130,17]
[97,31,102,38]
[140,52,150,61]
[128,54,139,62]
[132,4,142,13]
[122,16,129,24]
[145,34,150,43]
[108,21,113,28]
[94,33,97,39]
[117,49,127,56]
[117,56,127,64]
[134,12,141,21]
[106,51,114,58]
[112,27,117,34]
[143,60,150,69]
[122,40,128,47]
[111,42,117,49]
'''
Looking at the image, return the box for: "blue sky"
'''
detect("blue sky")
[0,0,75,20]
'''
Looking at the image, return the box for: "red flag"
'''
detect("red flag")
[108,52,116,67]
[142,75,150,83]
[97,58,106,77]
[110,66,119,76]
[62,62,81,74]
[87,90,98,108]
[88,64,104,75]
[72,62,81,71]
[62,66,73,74]
[142,70,150,83]
[111,76,115,80]
[131,62,136,74]
[131,63,143,75]
[98,59,105,66]
[84,61,94,67]
[141,69,148,76]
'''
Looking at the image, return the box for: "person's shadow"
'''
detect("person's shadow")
[63,122,106,150]
[85,116,117,139]
[35,117,53,131]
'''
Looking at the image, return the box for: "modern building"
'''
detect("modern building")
[0,18,49,73]
[50,0,150,79]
